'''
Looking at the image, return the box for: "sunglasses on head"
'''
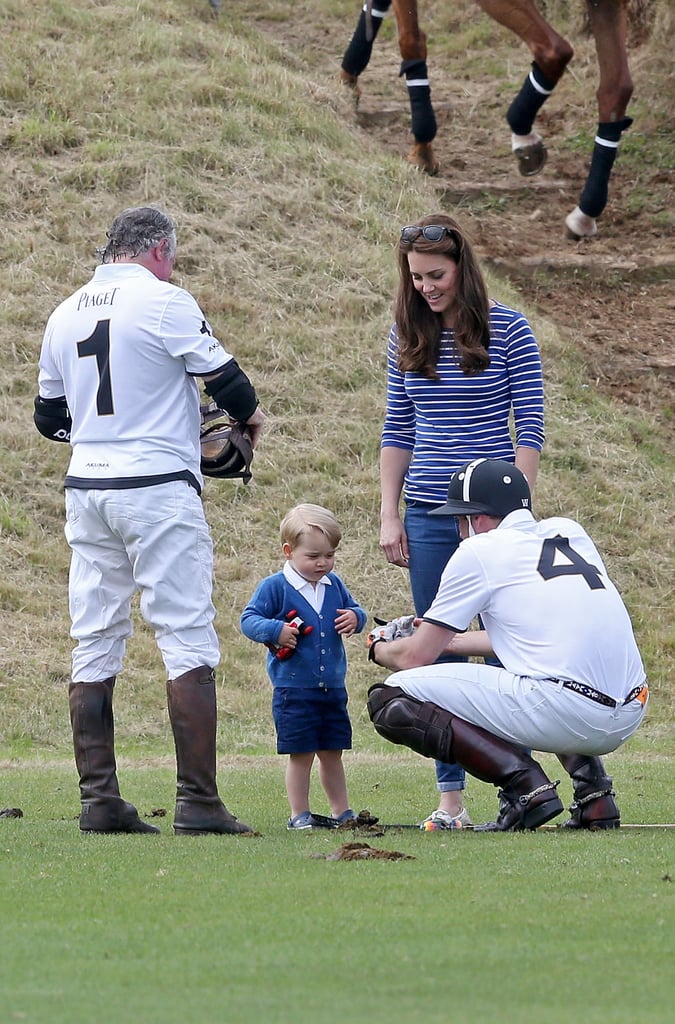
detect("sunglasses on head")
[400,224,460,245]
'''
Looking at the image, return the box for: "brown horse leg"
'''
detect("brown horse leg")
[340,68,361,107]
[341,1,392,88]
[393,0,439,175]
[407,141,439,176]
[566,0,633,238]
[474,0,573,81]
[475,0,573,177]
[587,0,633,123]
[341,2,394,107]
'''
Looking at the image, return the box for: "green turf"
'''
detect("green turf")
[1,753,672,1024]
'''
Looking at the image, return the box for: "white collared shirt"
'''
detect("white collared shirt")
[38,263,233,484]
[283,561,332,613]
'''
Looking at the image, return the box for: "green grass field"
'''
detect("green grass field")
[0,1,673,1021]
[2,753,673,1024]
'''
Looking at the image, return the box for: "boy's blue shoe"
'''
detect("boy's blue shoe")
[287,812,314,830]
[287,811,353,830]
[309,809,357,828]
[335,808,357,825]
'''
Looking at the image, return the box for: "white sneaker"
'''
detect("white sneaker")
[420,807,472,831]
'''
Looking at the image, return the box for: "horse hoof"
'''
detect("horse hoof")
[513,139,547,177]
[565,206,598,239]
[340,70,361,106]
[407,143,439,177]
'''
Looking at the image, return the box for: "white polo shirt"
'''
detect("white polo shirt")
[423,509,645,700]
[38,263,234,487]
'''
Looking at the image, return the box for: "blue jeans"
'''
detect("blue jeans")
[404,502,519,792]
[404,501,466,792]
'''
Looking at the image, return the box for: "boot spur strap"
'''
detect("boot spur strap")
[496,779,559,808]
[517,780,560,807]
[493,779,562,830]
[569,787,615,811]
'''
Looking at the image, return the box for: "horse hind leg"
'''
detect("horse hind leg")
[507,63,558,177]
[406,141,439,176]
[394,1,439,175]
[476,0,573,177]
[340,1,393,107]
[566,0,634,239]
[401,53,439,177]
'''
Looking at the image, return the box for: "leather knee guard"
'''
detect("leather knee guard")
[368,683,543,785]
[367,684,454,763]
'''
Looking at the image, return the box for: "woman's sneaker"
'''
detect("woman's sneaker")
[420,807,472,831]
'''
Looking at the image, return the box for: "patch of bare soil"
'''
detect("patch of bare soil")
[256,10,674,419]
[313,841,415,860]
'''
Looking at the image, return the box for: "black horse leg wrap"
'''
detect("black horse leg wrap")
[400,59,437,144]
[367,684,454,763]
[579,118,633,218]
[507,62,557,136]
[342,4,390,77]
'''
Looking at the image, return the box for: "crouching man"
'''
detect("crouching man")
[367,458,648,831]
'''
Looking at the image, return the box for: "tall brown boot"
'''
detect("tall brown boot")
[166,666,253,835]
[69,678,159,834]
[367,683,563,831]
[558,754,620,829]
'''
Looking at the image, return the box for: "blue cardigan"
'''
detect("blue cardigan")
[240,571,367,689]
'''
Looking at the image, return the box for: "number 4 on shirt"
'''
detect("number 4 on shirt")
[537,536,605,590]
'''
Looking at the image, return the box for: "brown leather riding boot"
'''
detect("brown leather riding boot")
[558,754,620,829]
[69,678,159,834]
[367,684,562,831]
[166,666,253,835]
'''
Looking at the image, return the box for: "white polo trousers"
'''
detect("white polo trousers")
[65,481,220,681]
[384,663,647,756]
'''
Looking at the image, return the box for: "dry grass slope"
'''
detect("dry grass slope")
[0,0,672,757]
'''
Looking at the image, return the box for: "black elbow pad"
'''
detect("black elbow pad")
[203,360,258,422]
[34,395,72,443]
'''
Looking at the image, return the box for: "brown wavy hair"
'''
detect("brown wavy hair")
[394,213,491,378]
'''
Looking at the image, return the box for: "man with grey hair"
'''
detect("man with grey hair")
[98,205,179,264]
[35,205,265,837]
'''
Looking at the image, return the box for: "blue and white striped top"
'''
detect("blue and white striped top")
[381,302,545,505]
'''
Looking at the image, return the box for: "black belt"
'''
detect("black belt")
[553,679,648,709]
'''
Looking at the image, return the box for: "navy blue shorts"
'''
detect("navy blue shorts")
[272,687,352,754]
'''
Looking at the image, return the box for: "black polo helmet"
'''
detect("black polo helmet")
[430,458,531,517]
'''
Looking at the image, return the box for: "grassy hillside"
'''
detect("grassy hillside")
[0,0,672,758]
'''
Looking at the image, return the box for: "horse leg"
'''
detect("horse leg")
[475,0,573,176]
[392,0,438,175]
[565,0,633,239]
[340,1,394,103]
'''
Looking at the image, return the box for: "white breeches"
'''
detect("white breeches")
[384,663,647,756]
[65,482,220,681]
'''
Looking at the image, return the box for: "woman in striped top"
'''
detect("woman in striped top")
[380,213,545,830]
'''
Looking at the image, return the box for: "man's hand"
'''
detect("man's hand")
[367,615,416,649]
[367,618,453,671]
[244,405,265,448]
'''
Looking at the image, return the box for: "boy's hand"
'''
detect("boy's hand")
[335,608,358,636]
[277,622,300,650]
[266,611,313,660]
